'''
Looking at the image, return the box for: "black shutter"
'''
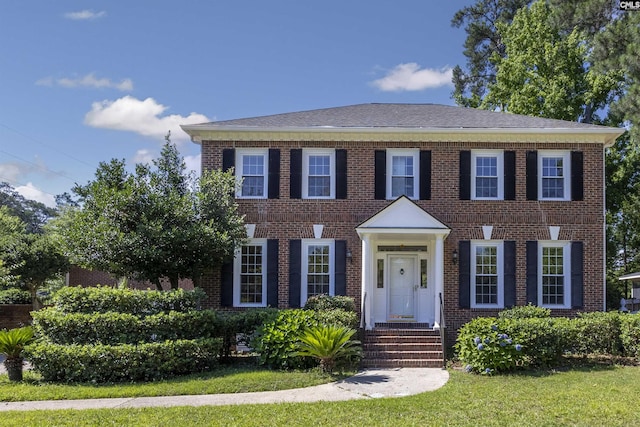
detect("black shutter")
[268,149,280,199]
[459,151,471,200]
[526,151,538,201]
[222,148,235,172]
[289,240,302,307]
[526,241,538,305]
[571,151,584,201]
[336,149,347,199]
[571,242,584,309]
[335,240,347,296]
[290,149,302,199]
[374,150,386,200]
[459,241,471,308]
[420,150,432,200]
[504,241,516,307]
[504,151,516,201]
[221,260,233,307]
[266,240,279,307]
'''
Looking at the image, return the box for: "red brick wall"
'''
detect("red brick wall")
[0,304,32,329]
[199,139,605,334]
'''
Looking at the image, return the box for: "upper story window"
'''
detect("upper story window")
[471,241,504,308]
[472,151,504,200]
[539,241,571,308]
[539,151,570,201]
[236,149,268,198]
[302,149,335,199]
[233,239,267,307]
[387,150,419,199]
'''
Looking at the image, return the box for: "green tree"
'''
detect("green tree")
[0,182,57,234]
[53,138,246,290]
[482,0,621,123]
[0,207,68,308]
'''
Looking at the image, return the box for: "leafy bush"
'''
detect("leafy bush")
[0,288,31,304]
[314,309,358,329]
[296,325,361,373]
[498,304,550,319]
[620,313,640,358]
[216,309,280,358]
[32,309,223,345]
[304,295,356,312]
[570,311,623,355]
[499,317,571,367]
[251,309,319,369]
[0,326,34,359]
[456,318,526,374]
[25,338,221,383]
[50,286,205,315]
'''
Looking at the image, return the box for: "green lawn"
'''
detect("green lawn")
[0,364,341,402]
[1,365,639,426]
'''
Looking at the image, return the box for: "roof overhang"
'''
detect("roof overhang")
[619,272,640,282]
[181,125,623,147]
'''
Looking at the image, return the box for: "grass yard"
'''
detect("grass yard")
[1,365,639,426]
[0,364,343,402]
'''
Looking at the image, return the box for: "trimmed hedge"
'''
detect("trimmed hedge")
[457,311,640,374]
[0,288,32,304]
[32,309,223,345]
[24,338,221,383]
[50,286,205,315]
[304,294,356,312]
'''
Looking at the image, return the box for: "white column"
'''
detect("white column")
[433,234,445,330]
[361,235,373,330]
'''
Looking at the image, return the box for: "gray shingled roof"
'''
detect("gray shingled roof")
[197,103,610,130]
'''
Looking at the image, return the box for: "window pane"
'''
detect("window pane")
[307,155,331,197]
[391,177,414,197]
[542,157,564,198]
[475,156,498,198]
[240,155,265,197]
[240,245,263,304]
[541,246,564,305]
[474,246,497,305]
[307,245,330,298]
[392,156,413,176]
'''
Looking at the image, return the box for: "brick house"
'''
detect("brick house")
[181,103,622,364]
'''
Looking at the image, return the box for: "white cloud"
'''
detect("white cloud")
[15,183,56,208]
[371,63,453,92]
[0,163,28,183]
[184,154,201,176]
[64,10,106,20]
[84,96,209,143]
[133,149,156,164]
[36,73,133,91]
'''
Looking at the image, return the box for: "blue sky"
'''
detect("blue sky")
[0,1,474,207]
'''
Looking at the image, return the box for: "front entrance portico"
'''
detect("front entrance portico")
[356,196,450,330]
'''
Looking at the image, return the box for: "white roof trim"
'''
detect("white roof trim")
[356,196,450,238]
[181,125,622,147]
[619,272,640,281]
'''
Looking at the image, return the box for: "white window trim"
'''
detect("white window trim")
[470,241,504,308]
[538,241,571,309]
[301,239,335,306]
[538,151,571,201]
[235,149,268,199]
[386,149,420,200]
[302,149,335,199]
[471,150,504,200]
[233,238,267,307]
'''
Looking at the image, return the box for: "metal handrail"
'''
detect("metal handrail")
[439,292,446,368]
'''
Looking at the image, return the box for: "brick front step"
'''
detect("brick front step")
[361,358,445,368]
[362,326,444,368]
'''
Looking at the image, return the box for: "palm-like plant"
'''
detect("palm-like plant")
[296,325,361,373]
[0,326,34,382]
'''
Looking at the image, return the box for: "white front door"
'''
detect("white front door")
[388,255,416,320]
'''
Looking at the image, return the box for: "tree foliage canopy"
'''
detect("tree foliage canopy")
[53,139,246,289]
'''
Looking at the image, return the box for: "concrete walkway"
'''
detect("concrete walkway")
[0,368,449,411]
